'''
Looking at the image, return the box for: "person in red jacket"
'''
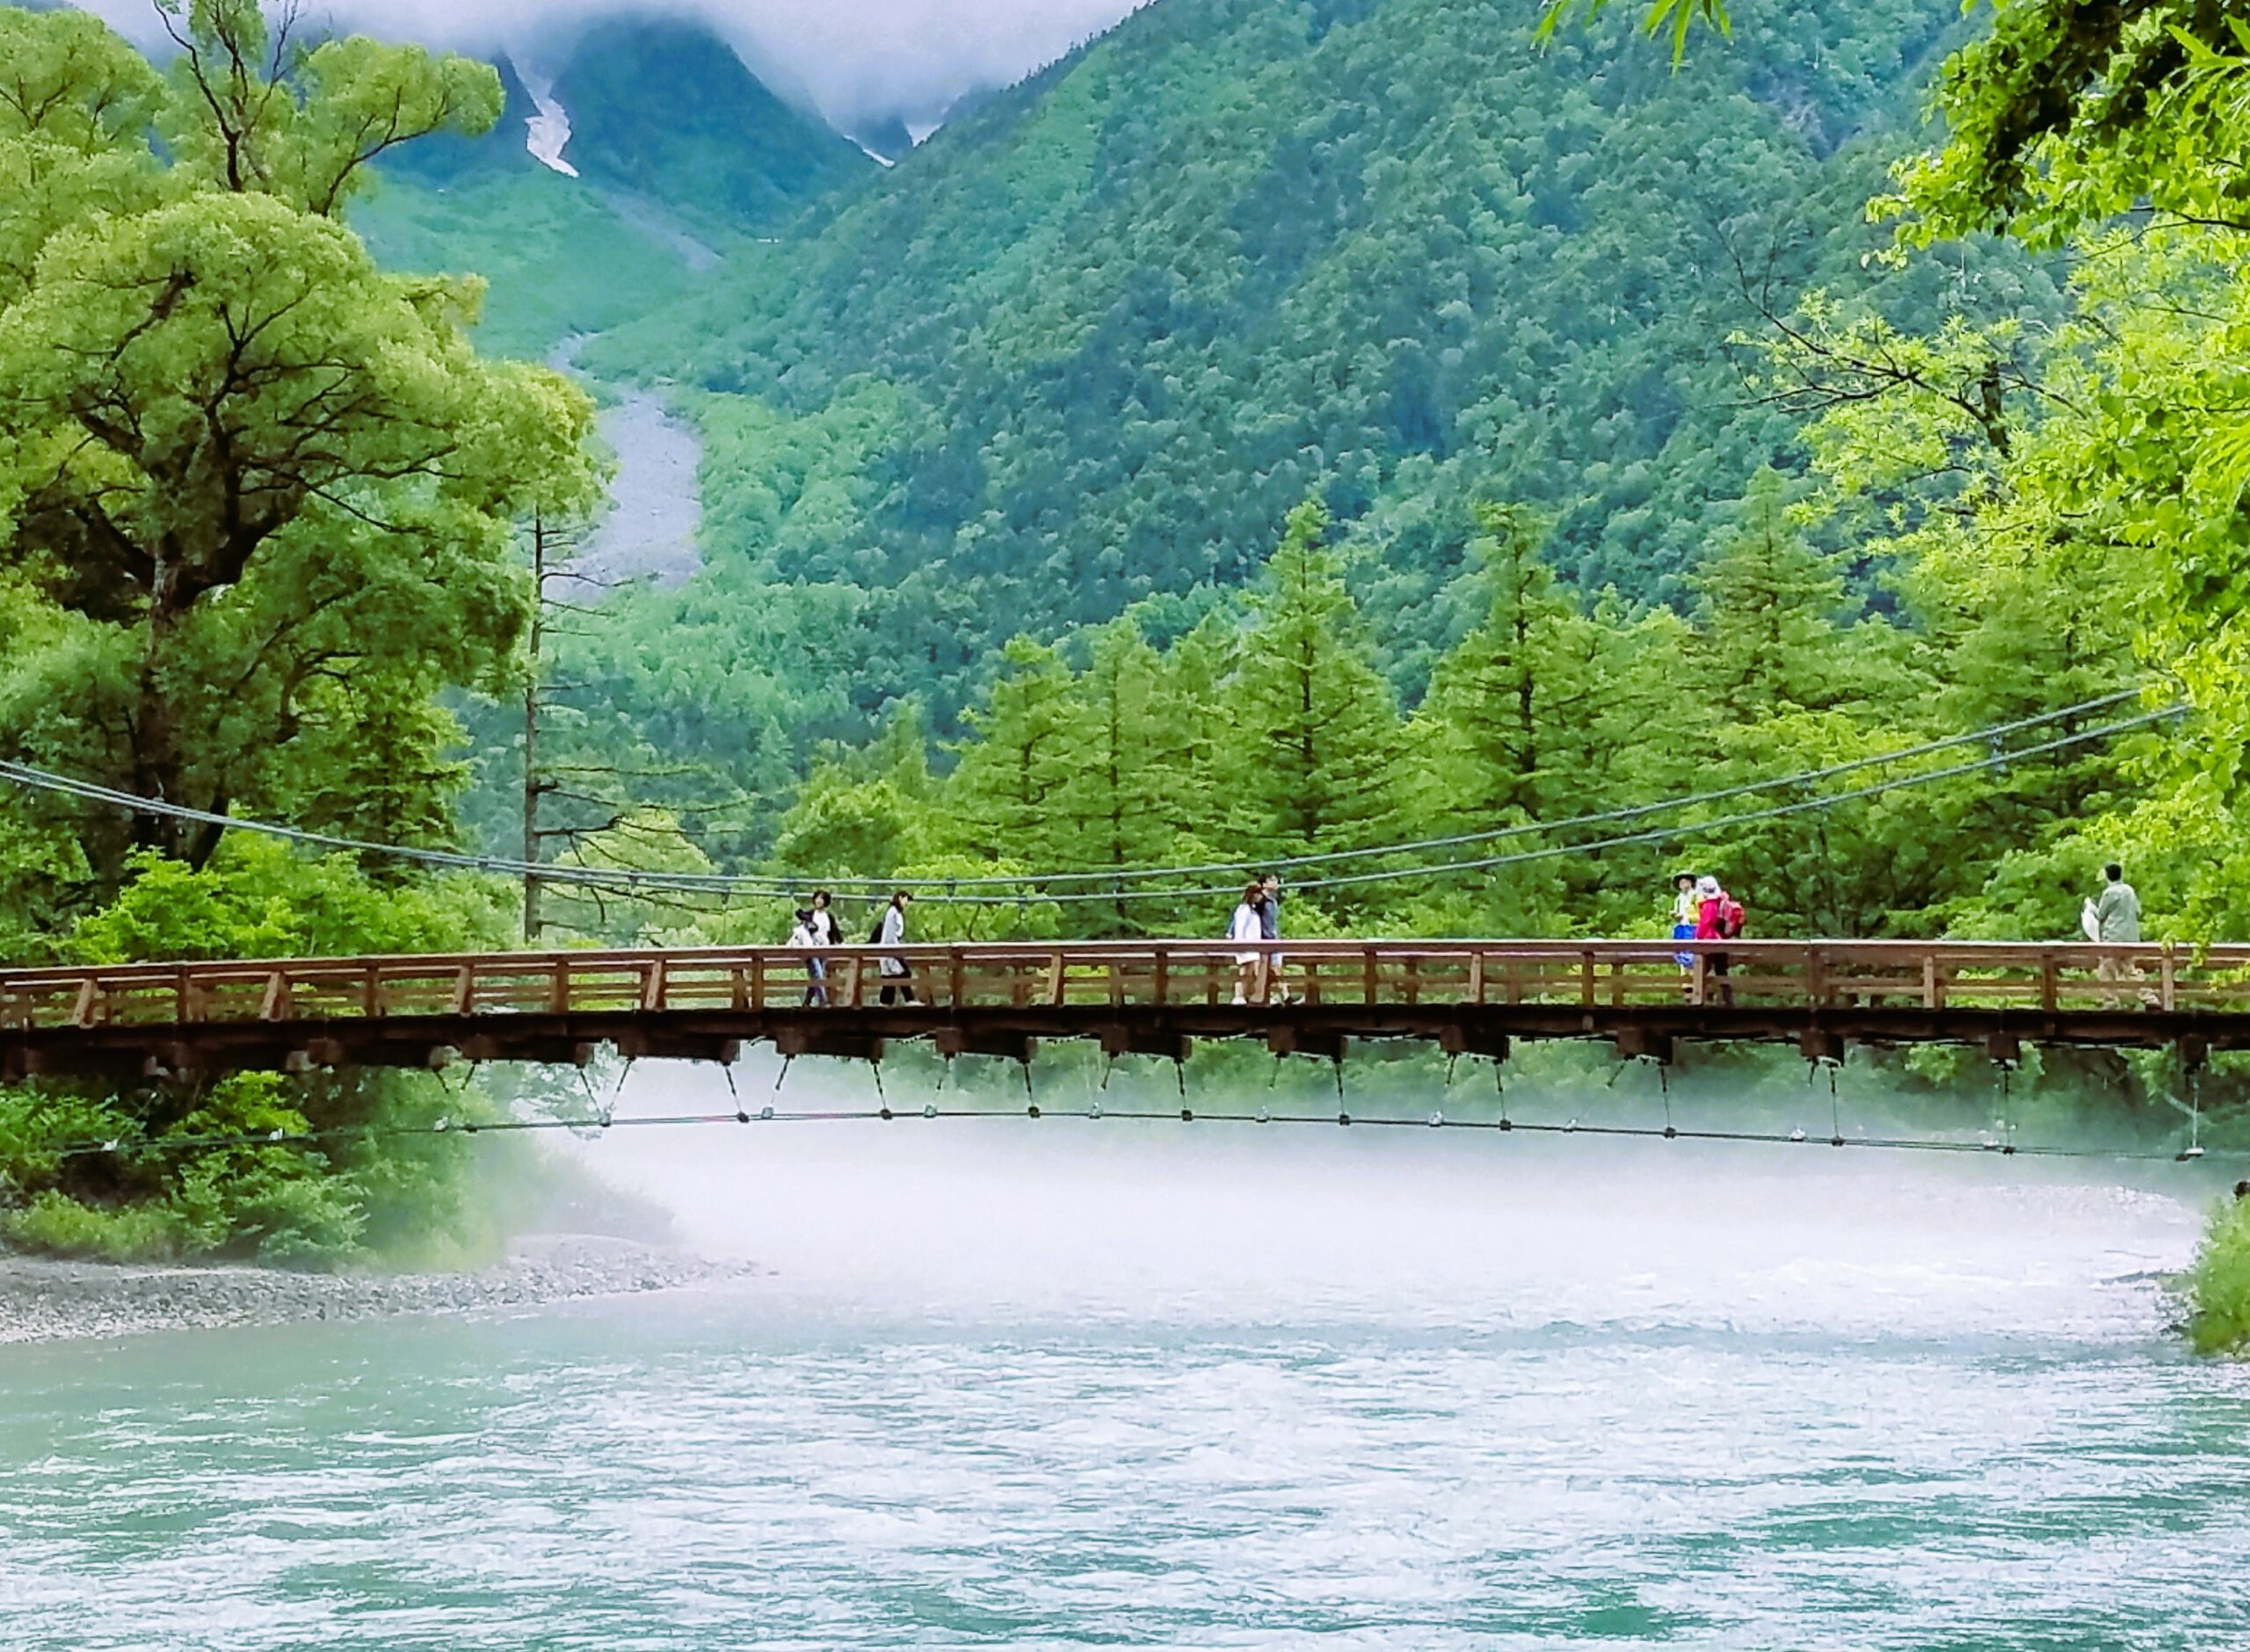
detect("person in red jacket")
[1694,874,1735,1004]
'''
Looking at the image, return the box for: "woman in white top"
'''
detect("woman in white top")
[1230,882,1267,1005]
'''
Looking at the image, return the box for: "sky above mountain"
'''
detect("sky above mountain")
[73,0,1150,130]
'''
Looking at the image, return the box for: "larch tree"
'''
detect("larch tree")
[1051,619,1182,932]
[0,1,596,874]
[1230,498,1404,856]
[1687,468,1854,721]
[946,635,1078,867]
[1412,501,1584,830]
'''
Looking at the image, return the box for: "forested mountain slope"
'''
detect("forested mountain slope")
[586,0,2033,715]
[351,18,874,359]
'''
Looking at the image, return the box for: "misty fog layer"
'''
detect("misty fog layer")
[575,1059,2205,1337]
[71,0,1152,129]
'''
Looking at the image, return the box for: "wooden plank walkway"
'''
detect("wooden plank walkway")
[0,939,2240,1081]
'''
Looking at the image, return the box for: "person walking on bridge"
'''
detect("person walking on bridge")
[1230,883,1268,1005]
[1671,872,1699,975]
[1695,875,1738,1005]
[877,889,918,1005]
[790,906,829,1007]
[2092,862,2152,1008]
[1259,873,1292,1006]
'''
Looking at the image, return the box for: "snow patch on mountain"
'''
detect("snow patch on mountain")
[519,69,581,177]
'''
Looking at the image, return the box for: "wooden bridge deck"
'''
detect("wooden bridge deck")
[2,939,2245,1082]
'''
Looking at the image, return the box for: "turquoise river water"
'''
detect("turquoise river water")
[5,1088,2250,1649]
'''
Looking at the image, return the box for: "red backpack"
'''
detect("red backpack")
[1718,895,1746,939]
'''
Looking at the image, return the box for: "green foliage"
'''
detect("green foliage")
[1892,0,2250,245]
[71,837,510,964]
[0,0,597,877]
[351,169,707,361]
[3,1192,192,1264]
[0,2,589,1268]
[2187,1196,2250,1357]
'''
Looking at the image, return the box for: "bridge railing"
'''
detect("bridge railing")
[4,939,2247,1032]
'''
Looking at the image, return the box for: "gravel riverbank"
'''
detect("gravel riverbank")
[0,1235,749,1344]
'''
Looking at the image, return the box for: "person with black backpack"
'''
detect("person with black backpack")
[875,889,918,1005]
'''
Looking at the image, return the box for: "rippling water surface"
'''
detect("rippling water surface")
[6,1105,2249,1649]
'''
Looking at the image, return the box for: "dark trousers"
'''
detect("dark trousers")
[880,974,917,1005]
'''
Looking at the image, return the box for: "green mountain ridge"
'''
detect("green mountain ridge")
[551,17,875,229]
[579,0,2038,730]
[350,16,874,358]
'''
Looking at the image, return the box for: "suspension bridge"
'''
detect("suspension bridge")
[2,938,2242,1087]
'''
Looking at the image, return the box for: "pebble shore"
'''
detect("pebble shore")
[0,1234,749,1344]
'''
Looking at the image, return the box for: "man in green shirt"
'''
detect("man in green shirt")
[2094,862,2151,1006]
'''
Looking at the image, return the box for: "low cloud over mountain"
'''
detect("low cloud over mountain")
[73,0,1149,131]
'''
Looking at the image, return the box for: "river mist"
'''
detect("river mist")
[6,1059,2247,1649]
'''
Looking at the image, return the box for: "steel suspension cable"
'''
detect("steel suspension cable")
[36,1102,2231,1167]
[0,699,2181,906]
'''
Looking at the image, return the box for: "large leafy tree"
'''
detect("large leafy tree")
[0,1,595,873]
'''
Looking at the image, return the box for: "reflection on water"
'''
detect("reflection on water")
[5,1092,2249,1650]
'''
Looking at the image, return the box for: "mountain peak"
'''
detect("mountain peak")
[550,16,875,228]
